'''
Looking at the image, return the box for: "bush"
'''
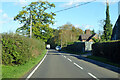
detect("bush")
[92,40,120,64]
[62,42,85,54]
[1,33,45,65]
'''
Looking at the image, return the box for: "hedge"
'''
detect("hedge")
[1,33,45,65]
[92,41,120,64]
[62,42,85,54]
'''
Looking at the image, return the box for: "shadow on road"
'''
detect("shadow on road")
[60,51,120,74]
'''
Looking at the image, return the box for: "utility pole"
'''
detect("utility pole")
[30,13,32,38]
[61,30,62,48]
[106,0,108,4]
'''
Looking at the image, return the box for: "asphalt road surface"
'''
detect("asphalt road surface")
[28,49,119,79]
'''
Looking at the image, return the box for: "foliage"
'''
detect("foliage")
[2,50,46,78]
[47,23,84,48]
[103,2,112,41]
[47,29,60,48]
[92,37,99,43]
[62,42,85,54]
[92,40,120,63]
[59,23,84,47]
[1,33,45,65]
[91,29,95,35]
[14,1,56,42]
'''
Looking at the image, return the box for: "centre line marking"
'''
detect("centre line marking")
[64,56,66,58]
[67,58,72,62]
[74,62,83,70]
[88,72,99,80]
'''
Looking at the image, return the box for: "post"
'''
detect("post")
[61,30,62,48]
[30,14,32,38]
[106,0,109,4]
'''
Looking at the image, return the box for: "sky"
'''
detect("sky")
[0,0,120,33]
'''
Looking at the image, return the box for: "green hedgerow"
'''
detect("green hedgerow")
[1,33,45,65]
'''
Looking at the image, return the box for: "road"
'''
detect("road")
[27,49,119,79]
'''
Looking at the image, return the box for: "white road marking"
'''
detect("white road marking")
[67,58,72,62]
[88,72,99,80]
[64,56,66,58]
[74,62,83,70]
[26,51,48,80]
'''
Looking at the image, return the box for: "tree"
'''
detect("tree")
[14,1,56,42]
[58,23,83,47]
[103,2,112,41]
[47,29,62,48]
[91,29,95,35]
[47,23,84,48]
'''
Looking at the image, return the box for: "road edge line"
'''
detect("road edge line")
[26,50,48,80]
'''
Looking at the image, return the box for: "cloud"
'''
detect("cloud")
[14,0,28,6]
[0,13,14,25]
[2,13,13,20]
[0,9,2,13]
[60,0,98,8]
[74,24,80,28]
[0,20,6,24]
[74,24,94,30]
[60,0,120,7]
[63,0,74,7]
[1,0,120,2]
[84,24,94,29]
[3,13,8,18]
[61,0,80,7]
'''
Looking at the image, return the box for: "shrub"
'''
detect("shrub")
[1,33,45,65]
[92,40,120,64]
[62,42,85,54]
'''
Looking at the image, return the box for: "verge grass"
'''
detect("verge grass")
[87,55,120,68]
[2,50,47,78]
[62,49,120,68]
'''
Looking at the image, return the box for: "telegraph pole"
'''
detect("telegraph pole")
[106,0,108,4]
[30,13,32,38]
[61,30,62,48]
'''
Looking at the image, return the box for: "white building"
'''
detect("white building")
[118,1,120,16]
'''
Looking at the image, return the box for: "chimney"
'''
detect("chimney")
[85,29,91,34]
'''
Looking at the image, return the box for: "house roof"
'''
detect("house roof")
[111,15,120,40]
[79,34,96,41]
[80,34,92,40]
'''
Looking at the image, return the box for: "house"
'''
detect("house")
[79,29,98,42]
[111,1,120,40]
[111,15,120,40]
[118,1,120,16]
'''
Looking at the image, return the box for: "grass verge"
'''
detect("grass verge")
[62,49,120,68]
[87,56,120,68]
[2,50,47,78]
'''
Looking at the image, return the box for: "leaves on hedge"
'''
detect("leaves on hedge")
[2,33,45,65]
